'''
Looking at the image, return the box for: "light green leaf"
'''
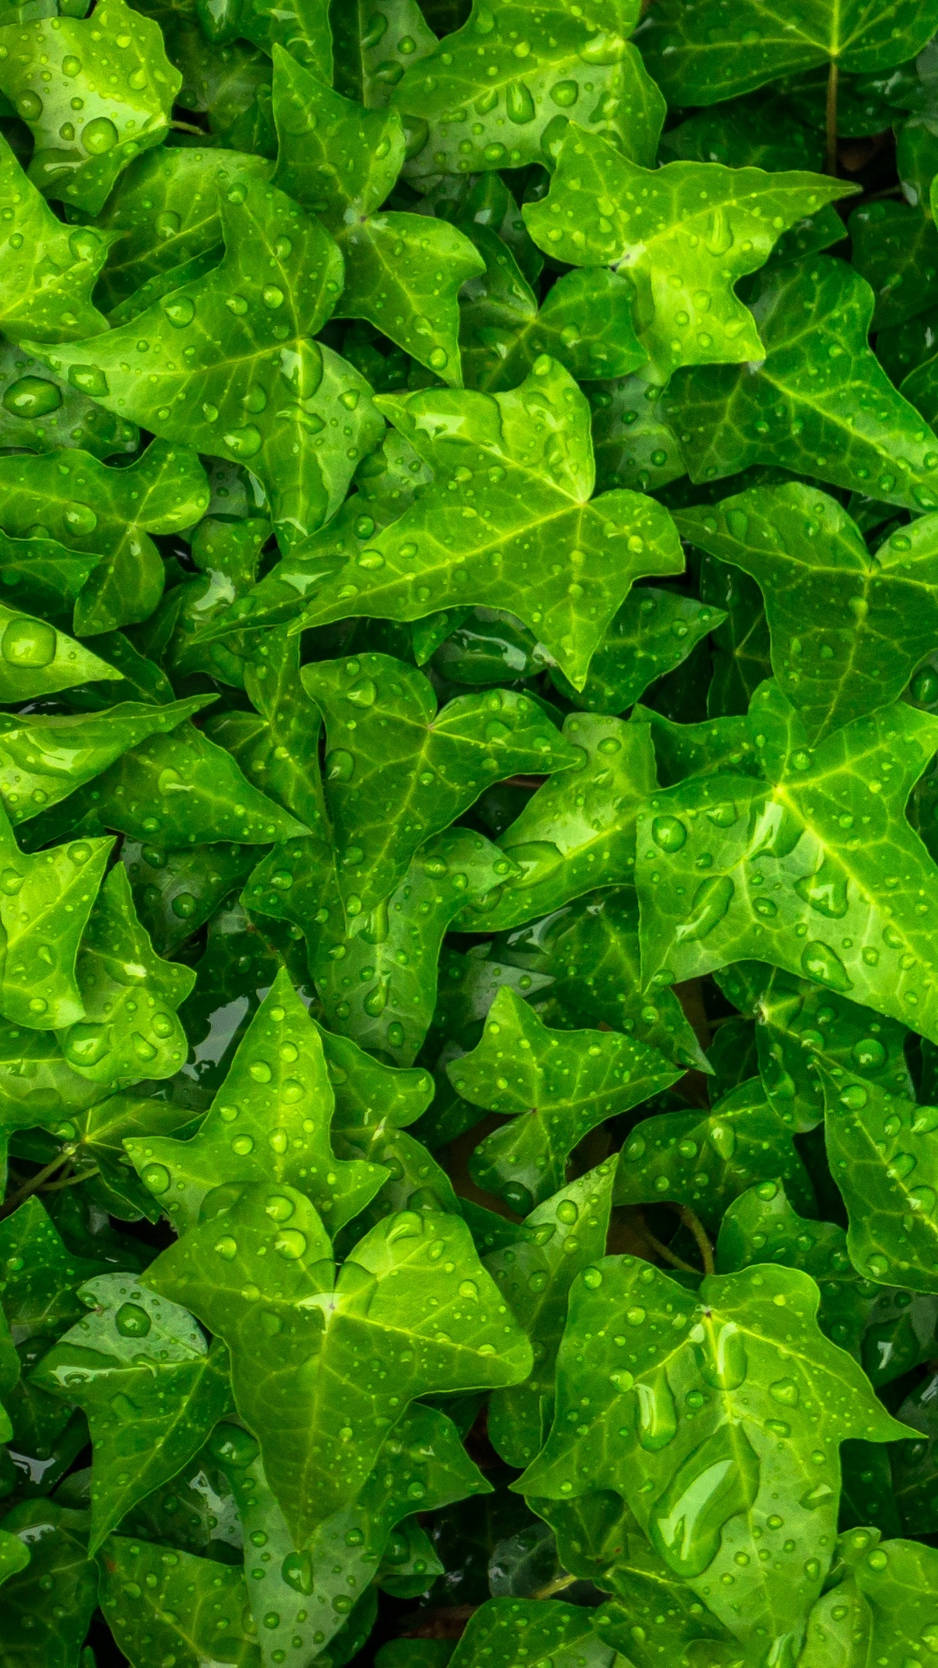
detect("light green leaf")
[524,127,847,379]
[145,1184,532,1541]
[126,967,384,1234]
[199,0,332,76]
[332,0,437,107]
[0,133,109,345]
[283,358,684,689]
[56,864,194,1087]
[31,1275,230,1552]
[639,0,938,104]
[457,711,658,933]
[486,1160,616,1467]
[0,603,119,703]
[0,438,210,635]
[272,49,484,382]
[0,0,181,213]
[521,1258,907,1651]
[0,696,207,825]
[0,809,110,1030]
[0,339,138,458]
[448,987,682,1210]
[637,683,938,1047]
[666,257,938,512]
[615,1077,815,1229]
[448,1599,625,1668]
[393,0,664,179]
[549,588,725,714]
[678,483,938,741]
[304,651,575,910]
[32,176,383,547]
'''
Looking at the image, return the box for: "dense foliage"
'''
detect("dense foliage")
[5,0,938,1662]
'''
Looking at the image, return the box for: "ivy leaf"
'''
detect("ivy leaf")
[304,651,575,909]
[0,604,119,703]
[639,0,938,105]
[0,134,109,346]
[448,1598,624,1668]
[486,1160,616,1467]
[285,358,684,691]
[94,145,271,312]
[392,0,664,179]
[717,1180,938,1388]
[0,438,209,635]
[549,588,726,715]
[524,127,847,379]
[448,987,683,1211]
[99,1534,260,1668]
[122,840,259,956]
[678,482,938,741]
[459,227,644,393]
[457,712,658,933]
[520,1258,908,1652]
[0,696,207,825]
[0,340,138,459]
[332,0,437,108]
[31,1275,230,1552]
[33,176,383,547]
[125,968,385,1234]
[0,1503,98,1668]
[0,809,110,1031]
[820,1066,938,1292]
[55,864,194,1088]
[33,719,306,847]
[212,1405,487,1664]
[272,49,484,383]
[666,257,938,512]
[145,1184,532,1542]
[0,0,180,214]
[637,683,938,1046]
[615,1077,816,1229]
[305,827,520,1064]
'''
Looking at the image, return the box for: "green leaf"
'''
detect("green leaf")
[0,438,209,634]
[99,1534,260,1668]
[212,1404,487,1664]
[678,482,938,741]
[145,1184,532,1541]
[0,696,206,825]
[305,651,575,909]
[486,1160,616,1467]
[332,0,437,108]
[448,987,682,1210]
[448,1598,624,1668]
[637,683,938,1047]
[126,967,384,1233]
[520,1258,907,1651]
[821,1066,938,1292]
[272,50,484,383]
[0,1503,98,1668]
[0,809,110,1030]
[56,864,194,1087]
[200,0,332,76]
[393,0,663,180]
[307,826,519,1063]
[716,1180,938,1387]
[37,718,306,846]
[0,0,180,213]
[0,604,119,702]
[524,127,847,379]
[639,0,938,104]
[615,1076,816,1229]
[31,1274,230,1551]
[0,1197,103,1363]
[0,134,109,346]
[33,176,383,547]
[459,227,644,394]
[549,588,726,714]
[0,339,138,459]
[283,358,684,690]
[666,257,938,512]
[456,711,658,932]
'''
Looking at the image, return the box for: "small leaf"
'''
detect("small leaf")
[0,603,119,702]
[549,588,725,714]
[0,134,109,345]
[99,1534,260,1668]
[0,809,110,1030]
[0,1503,98,1668]
[448,1598,623,1668]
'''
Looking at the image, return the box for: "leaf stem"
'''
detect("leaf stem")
[825,59,839,175]
[171,119,206,136]
[0,1147,75,1219]
[638,1224,700,1276]
[678,1205,715,1275]
[532,1573,579,1600]
[42,1164,100,1193]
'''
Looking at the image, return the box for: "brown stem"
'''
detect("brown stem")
[825,59,839,175]
[678,1204,715,1275]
